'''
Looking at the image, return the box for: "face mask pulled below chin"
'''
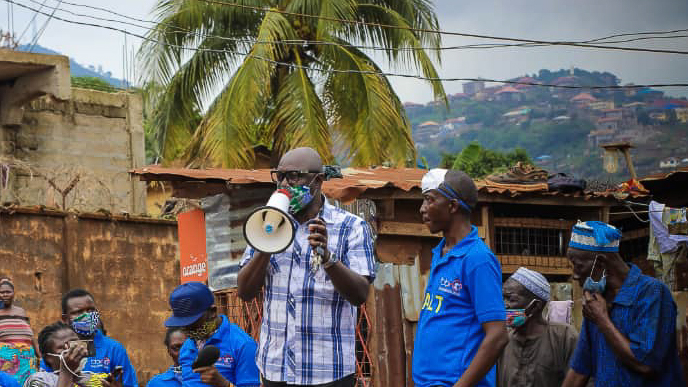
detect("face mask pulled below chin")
[47,350,88,376]
[71,311,100,337]
[583,256,607,294]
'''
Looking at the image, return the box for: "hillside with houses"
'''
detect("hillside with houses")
[409,68,688,182]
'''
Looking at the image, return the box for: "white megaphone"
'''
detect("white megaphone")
[243,189,296,254]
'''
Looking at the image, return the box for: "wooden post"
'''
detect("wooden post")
[572,280,584,331]
[621,148,638,180]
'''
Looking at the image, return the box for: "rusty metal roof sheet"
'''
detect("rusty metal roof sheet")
[131,165,633,203]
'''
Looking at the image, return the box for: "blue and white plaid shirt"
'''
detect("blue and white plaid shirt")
[240,198,376,385]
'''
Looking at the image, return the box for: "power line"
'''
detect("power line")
[191,0,688,55]
[25,0,688,55]
[28,0,62,51]
[29,0,688,54]
[16,0,49,42]
[6,0,688,89]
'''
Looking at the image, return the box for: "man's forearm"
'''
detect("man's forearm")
[596,318,652,375]
[237,252,271,301]
[562,369,589,387]
[454,323,508,387]
[324,262,370,306]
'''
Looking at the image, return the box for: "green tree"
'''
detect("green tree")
[449,142,532,178]
[71,76,116,92]
[141,0,446,168]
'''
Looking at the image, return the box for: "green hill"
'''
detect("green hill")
[410,68,688,183]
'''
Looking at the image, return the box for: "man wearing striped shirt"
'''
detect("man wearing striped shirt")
[238,147,376,387]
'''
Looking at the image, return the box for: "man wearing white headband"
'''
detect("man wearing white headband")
[563,221,684,387]
[413,169,508,387]
[498,267,579,387]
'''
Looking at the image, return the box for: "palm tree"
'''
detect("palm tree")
[141,0,446,168]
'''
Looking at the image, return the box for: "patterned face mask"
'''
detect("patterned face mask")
[505,300,536,329]
[285,185,315,214]
[184,318,219,341]
[71,311,100,337]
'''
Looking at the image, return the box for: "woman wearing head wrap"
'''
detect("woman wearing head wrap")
[0,278,40,385]
[498,267,579,387]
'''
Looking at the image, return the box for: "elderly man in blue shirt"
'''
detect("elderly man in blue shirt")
[165,282,261,387]
[562,221,684,387]
[412,169,508,387]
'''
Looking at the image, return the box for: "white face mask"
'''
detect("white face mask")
[47,349,88,375]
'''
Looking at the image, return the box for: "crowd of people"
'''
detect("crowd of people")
[0,147,684,387]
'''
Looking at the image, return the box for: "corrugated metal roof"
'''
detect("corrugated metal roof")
[131,165,634,203]
[640,166,688,183]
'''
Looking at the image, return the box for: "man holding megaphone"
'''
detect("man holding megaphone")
[238,147,375,387]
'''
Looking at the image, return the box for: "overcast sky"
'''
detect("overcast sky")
[5,0,688,102]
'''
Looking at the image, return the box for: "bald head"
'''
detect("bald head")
[278,147,323,172]
[444,170,477,212]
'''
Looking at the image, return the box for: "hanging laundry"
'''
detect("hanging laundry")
[547,300,573,325]
[668,207,687,235]
[648,201,688,288]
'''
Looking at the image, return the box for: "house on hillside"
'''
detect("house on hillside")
[589,101,615,111]
[442,117,466,131]
[463,80,485,95]
[660,158,679,169]
[588,128,616,147]
[570,92,597,108]
[596,117,622,132]
[599,108,623,120]
[413,121,440,142]
[636,88,664,102]
[403,102,423,113]
[503,108,531,124]
[475,86,501,101]
[623,101,646,110]
[675,107,688,123]
[495,86,525,102]
[512,76,539,90]
[448,93,469,102]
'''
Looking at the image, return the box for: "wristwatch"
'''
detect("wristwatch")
[323,252,339,270]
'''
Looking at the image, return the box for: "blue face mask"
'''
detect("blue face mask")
[583,256,606,294]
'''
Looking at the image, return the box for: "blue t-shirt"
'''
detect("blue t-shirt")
[178,315,261,387]
[40,330,138,387]
[0,371,20,387]
[412,226,506,387]
[146,366,182,387]
[570,264,685,387]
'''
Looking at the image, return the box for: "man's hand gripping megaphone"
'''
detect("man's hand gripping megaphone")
[307,217,329,273]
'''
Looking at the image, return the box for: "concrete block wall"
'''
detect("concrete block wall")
[2,88,145,213]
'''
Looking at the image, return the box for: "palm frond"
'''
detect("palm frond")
[321,41,414,167]
[352,3,447,104]
[269,51,332,162]
[188,9,297,167]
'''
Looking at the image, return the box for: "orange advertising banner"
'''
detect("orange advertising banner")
[178,209,208,284]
